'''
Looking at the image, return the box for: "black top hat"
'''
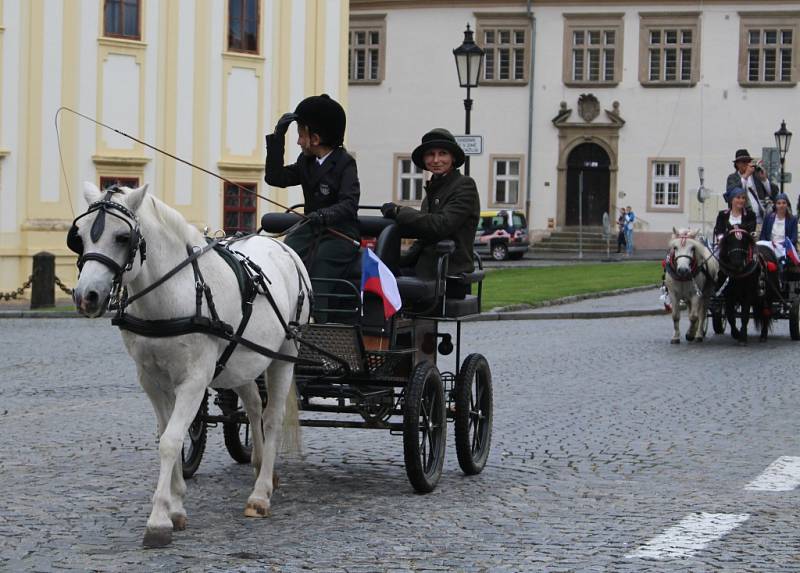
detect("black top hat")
[411,128,466,170]
[733,149,752,163]
[294,94,346,147]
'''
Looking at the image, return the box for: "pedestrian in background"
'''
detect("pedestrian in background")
[624,206,635,257]
[616,208,627,253]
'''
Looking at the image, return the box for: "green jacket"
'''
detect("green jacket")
[396,170,480,279]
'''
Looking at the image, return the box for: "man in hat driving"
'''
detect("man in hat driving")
[725,148,769,224]
[380,128,480,298]
[264,94,360,281]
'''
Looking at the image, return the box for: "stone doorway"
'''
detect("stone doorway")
[565,143,610,227]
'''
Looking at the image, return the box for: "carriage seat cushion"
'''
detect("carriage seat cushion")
[395,276,437,303]
[444,295,480,317]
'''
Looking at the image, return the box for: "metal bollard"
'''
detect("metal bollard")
[30,251,55,309]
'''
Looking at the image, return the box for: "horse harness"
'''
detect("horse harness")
[664,235,715,289]
[67,189,322,376]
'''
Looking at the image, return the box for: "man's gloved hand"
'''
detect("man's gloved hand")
[274,112,298,137]
[307,210,325,228]
[381,202,399,219]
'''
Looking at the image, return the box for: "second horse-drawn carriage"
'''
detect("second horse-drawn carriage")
[181,208,494,493]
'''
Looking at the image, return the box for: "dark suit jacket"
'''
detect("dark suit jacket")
[759,212,798,245]
[264,135,360,238]
[395,170,480,279]
[724,171,770,204]
[714,208,757,237]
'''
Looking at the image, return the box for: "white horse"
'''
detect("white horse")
[664,227,719,344]
[70,183,310,547]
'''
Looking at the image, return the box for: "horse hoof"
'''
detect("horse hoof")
[244,500,270,518]
[143,527,173,548]
[670,339,680,344]
[695,337,704,343]
[685,334,695,342]
[171,514,187,531]
[738,339,748,347]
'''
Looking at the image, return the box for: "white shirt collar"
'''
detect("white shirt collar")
[316,150,333,165]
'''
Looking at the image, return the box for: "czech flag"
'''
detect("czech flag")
[784,237,800,266]
[361,248,402,319]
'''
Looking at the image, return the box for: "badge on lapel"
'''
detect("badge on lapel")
[319,183,330,196]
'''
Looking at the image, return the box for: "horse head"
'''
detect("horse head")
[719,227,756,274]
[69,182,149,317]
[668,227,700,280]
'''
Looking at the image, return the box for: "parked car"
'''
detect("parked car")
[474,210,529,261]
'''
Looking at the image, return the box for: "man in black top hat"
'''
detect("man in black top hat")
[725,148,769,223]
[380,128,480,298]
[264,94,360,282]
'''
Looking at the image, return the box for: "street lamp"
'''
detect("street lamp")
[774,119,792,194]
[453,24,484,176]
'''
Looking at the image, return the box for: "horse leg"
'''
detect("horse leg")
[695,298,707,342]
[739,303,750,345]
[671,302,681,344]
[234,380,265,477]
[727,299,740,341]
[139,375,188,533]
[143,377,208,548]
[685,297,698,342]
[245,359,296,518]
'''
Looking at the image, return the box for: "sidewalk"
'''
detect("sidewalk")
[470,286,665,322]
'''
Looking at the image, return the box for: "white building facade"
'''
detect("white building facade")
[348,0,800,249]
[0,0,349,291]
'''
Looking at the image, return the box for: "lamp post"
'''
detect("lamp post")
[453,24,485,176]
[774,119,792,194]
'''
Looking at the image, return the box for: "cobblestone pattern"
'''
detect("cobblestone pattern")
[1,317,799,571]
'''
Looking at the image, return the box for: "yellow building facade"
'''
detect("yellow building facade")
[0,0,350,292]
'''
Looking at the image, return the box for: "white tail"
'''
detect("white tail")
[280,379,302,455]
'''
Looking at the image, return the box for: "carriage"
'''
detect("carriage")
[180,208,494,493]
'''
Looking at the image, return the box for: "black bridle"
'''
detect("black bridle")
[717,228,759,278]
[66,187,147,282]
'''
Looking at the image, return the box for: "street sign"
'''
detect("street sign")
[781,172,792,184]
[454,135,483,155]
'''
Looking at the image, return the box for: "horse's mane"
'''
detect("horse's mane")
[131,189,203,245]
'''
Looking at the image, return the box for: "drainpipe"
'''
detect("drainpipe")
[524,1,536,233]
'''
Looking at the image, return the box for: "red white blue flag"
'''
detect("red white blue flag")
[361,248,402,319]
[784,237,800,266]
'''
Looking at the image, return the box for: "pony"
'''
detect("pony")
[69,183,311,547]
[663,228,719,344]
[716,227,778,344]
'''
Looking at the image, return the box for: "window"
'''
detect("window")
[103,0,141,40]
[563,13,624,86]
[739,13,799,86]
[224,182,258,235]
[349,15,386,84]
[100,176,139,191]
[476,13,531,85]
[639,13,700,86]
[228,0,260,53]
[647,158,684,212]
[490,156,523,207]
[394,156,424,205]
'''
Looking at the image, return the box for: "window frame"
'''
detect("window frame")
[103,0,142,41]
[392,154,425,207]
[563,13,624,87]
[488,154,525,209]
[349,14,386,85]
[227,0,261,55]
[100,176,140,191]
[646,157,685,213]
[639,12,701,87]
[475,12,531,86]
[738,11,800,87]
[223,181,259,235]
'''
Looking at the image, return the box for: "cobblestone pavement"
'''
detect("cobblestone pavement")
[1,317,799,572]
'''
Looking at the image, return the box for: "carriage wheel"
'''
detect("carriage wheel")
[221,390,253,464]
[181,391,208,479]
[454,354,493,476]
[403,361,446,493]
[790,300,800,341]
[712,309,726,334]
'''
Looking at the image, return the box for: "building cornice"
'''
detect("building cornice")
[352,0,800,9]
